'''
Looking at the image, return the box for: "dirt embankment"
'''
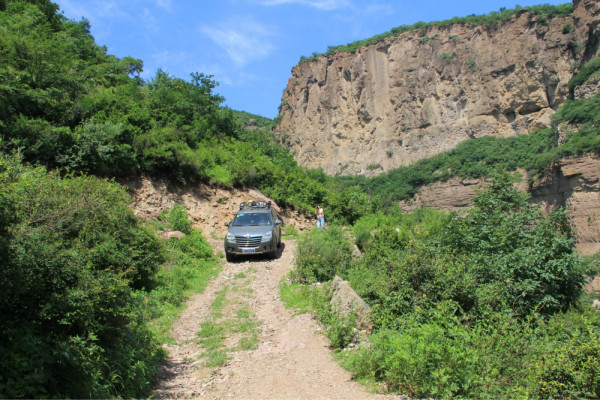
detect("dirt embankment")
[123,176,314,239]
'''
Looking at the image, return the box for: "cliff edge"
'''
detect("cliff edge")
[275,0,599,177]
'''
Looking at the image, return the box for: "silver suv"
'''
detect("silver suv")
[224,201,282,261]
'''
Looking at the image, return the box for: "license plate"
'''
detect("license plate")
[242,249,255,253]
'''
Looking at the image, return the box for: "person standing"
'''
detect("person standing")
[316,205,326,231]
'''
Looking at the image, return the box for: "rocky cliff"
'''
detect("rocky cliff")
[400,155,600,255]
[275,0,599,177]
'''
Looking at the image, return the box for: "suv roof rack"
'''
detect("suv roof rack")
[239,200,271,210]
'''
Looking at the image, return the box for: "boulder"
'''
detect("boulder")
[330,275,371,329]
[162,230,186,240]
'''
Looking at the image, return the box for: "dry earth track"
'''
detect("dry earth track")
[152,239,395,399]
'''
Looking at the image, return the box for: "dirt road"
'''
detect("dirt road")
[152,239,392,399]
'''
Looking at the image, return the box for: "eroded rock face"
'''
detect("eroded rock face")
[400,155,600,255]
[531,156,600,255]
[123,176,313,239]
[275,0,598,177]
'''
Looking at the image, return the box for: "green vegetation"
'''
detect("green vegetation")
[0,155,219,397]
[286,176,598,398]
[366,163,383,171]
[439,52,455,60]
[0,0,366,225]
[568,54,600,95]
[0,0,354,396]
[231,110,275,130]
[2,0,599,398]
[563,23,574,34]
[300,3,573,62]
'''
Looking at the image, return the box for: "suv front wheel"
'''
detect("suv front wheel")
[226,252,236,262]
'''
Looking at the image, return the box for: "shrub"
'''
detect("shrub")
[529,316,600,398]
[562,23,573,34]
[443,174,585,316]
[294,228,353,282]
[568,55,600,94]
[169,229,212,259]
[341,303,546,399]
[0,160,165,398]
[163,203,193,234]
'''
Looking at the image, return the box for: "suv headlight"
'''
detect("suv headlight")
[262,231,272,242]
[226,232,235,241]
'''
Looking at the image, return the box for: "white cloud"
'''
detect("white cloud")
[141,7,160,31]
[364,1,394,15]
[154,0,172,11]
[257,0,352,10]
[201,19,276,67]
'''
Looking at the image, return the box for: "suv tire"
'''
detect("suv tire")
[226,252,235,262]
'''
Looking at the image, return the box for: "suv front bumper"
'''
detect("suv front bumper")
[224,235,276,255]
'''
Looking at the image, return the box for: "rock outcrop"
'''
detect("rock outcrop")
[400,155,600,255]
[275,0,599,177]
[330,276,371,329]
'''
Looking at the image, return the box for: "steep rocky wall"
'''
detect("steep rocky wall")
[400,155,600,255]
[275,0,598,177]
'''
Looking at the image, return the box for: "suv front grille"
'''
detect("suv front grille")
[235,235,262,248]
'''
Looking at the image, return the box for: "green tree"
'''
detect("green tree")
[443,174,585,316]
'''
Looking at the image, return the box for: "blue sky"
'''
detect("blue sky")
[55,0,568,119]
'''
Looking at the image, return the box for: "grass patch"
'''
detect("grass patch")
[204,350,230,367]
[146,229,221,344]
[237,334,259,351]
[283,224,300,238]
[280,280,317,314]
[582,253,600,277]
[234,272,246,279]
[211,287,229,318]
[195,273,262,367]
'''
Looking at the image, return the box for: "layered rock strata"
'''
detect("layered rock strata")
[400,155,600,255]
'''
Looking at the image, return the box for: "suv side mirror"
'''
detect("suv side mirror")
[224,221,230,227]
[275,219,283,225]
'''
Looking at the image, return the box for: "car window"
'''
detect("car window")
[232,212,272,226]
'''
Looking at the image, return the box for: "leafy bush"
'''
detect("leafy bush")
[0,158,164,398]
[563,23,574,34]
[341,302,553,399]
[568,55,600,94]
[442,174,585,316]
[163,203,193,234]
[331,176,587,397]
[294,228,354,282]
[169,229,213,259]
[529,317,600,399]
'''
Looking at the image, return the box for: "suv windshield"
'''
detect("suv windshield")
[232,212,272,226]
